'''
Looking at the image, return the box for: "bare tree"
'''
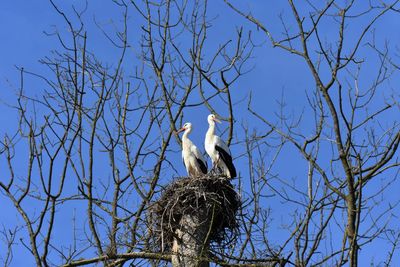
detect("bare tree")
[1,0,252,266]
[225,0,400,266]
[1,0,399,267]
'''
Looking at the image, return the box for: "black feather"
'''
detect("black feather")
[215,145,237,178]
[196,158,208,174]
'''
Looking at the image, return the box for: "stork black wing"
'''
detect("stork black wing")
[215,145,237,178]
[196,158,208,174]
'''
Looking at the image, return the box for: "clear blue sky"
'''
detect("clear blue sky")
[1,1,399,266]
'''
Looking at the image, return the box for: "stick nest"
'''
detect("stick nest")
[149,174,241,251]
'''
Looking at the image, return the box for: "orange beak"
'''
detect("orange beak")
[213,117,221,123]
[176,127,186,133]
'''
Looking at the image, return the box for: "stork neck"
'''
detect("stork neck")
[207,121,216,136]
[182,128,191,142]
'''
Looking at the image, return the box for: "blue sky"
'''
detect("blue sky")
[1,1,399,266]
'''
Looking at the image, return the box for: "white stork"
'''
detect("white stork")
[205,114,237,178]
[177,122,208,177]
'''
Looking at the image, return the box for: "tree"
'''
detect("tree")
[225,0,400,266]
[1,0,399,266]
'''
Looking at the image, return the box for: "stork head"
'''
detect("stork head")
[207,114,221,124]
[177,122,192,134]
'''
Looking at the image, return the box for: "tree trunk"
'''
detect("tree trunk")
[171,212,210,267]
[347,194,358,267]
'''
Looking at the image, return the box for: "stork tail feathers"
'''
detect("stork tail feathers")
[215,145,236,178]
[197,158,208,174]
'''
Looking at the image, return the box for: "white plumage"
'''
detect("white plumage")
[177,122,208,177]
[205,114,237,178]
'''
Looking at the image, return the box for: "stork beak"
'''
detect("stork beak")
[213,117,221,123]
[176,127,185,133]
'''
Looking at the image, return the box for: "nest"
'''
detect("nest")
[149,174,241,251]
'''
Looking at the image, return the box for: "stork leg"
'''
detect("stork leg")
[210,161,217,175]
[210,159,221,176]
[212,158,223,176]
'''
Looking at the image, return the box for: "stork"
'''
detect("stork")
[177,122,208,177]
[205,114,237,178]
